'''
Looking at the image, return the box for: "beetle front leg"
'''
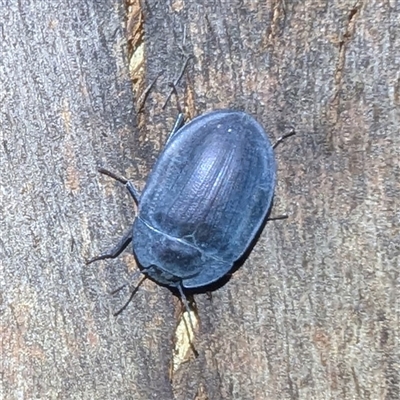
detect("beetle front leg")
[86,229,133,265]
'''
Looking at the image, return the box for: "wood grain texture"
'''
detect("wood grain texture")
[1,0,399,399]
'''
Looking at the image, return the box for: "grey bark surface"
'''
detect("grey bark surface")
[1,1,399,400]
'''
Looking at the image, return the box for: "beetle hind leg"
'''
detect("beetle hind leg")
[165,113,185,144]
[272,128,296,149]
[268,214,288,221]
[86,229,132,265]
[163,82,186,143]
[97,168,140,204]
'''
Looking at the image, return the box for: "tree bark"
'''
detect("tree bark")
[1,0,399,399]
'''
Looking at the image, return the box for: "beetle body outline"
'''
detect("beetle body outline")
[88,110,276,292]
[134,110,275,289]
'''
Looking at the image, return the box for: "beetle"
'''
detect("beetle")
[88,110,293,309]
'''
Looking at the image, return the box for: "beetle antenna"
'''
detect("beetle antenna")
[110,269,142,295]
[113,273,147,316]
[177,284,198,357]
[273,128,296,149]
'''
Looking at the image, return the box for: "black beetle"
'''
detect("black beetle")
[88,110,293,307]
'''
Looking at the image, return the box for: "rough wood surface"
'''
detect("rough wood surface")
[1,0,399,399]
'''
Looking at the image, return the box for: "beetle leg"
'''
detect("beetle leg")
[165,113,185,144]
[86,229,132,265]
[97,168,140,204]
[125,181,141,204]
[163,79,186,143]
[273,128,296,149]
[162,55,192,109]
[268,214,288,221]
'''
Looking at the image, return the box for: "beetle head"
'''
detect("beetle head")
[132,218,204,287]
